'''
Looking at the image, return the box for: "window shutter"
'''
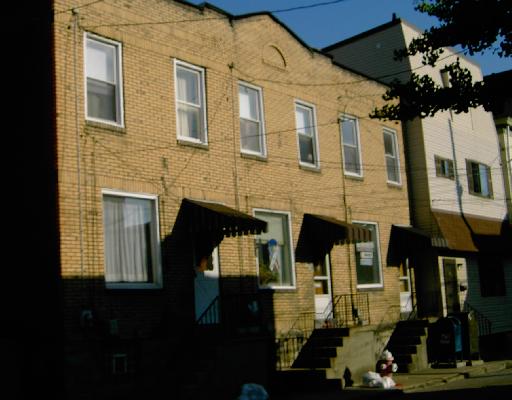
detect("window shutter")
[435,156,442,176]
[466,160,475,194]
[448,160,454,179]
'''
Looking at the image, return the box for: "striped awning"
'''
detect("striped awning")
[179,198,267,237]
[295,213,372,263]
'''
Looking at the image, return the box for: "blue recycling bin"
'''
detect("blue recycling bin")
[432,316,463,365]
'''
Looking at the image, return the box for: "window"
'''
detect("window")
[466,160,493,198]
[102,191,162,288]
[295,102,319,168]
[254,210,295,288]
[340,115,363,177]
[85,34,123,126]
[383,128,401,184]
[175,60,207,144]
[353,222,382,288]
[435,155,455,180]
[239,83,266,156]
[478,255,506,297]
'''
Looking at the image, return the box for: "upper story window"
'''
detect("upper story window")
[295,101,320,168]
[354,221,382,289]
[102,190,162,289]
[466,160,493,198]
[340,115,363,177]
[85,33,124,126]
[383,128,401,185]
[239,82,266,156]
[175,60,207,144]
[254,210,295,289]
[435,155,455,180]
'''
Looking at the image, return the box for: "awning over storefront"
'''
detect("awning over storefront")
[387,224,431,265]
[178,198,267,237]
[432,210,511,253]
[295,213,372,263]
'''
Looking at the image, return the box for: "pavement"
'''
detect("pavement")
[272,360,512,399]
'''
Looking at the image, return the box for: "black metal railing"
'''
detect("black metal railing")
[196,296,221,325]
[463,301,492,336]
[329,293,370,327]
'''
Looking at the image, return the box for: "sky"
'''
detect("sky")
[187,0,511,76]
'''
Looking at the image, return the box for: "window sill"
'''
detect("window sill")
[386,181,403,189]
[241,152,268,162]
[468,192,493,200]
[258,285,296,292]
[177,138,209,150]
[299,163,321,173]
[85,119,126,134]
[344,173,364,181]
[105,282,163,290]
[356,285,384,291]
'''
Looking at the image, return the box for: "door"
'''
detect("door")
[314,254,333,322]
[443,258,460,314]
[399,260,413,315]
[194,247,220,322]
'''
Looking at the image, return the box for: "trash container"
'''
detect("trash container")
[430,316,463,365]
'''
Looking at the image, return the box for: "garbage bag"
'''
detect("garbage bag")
[237,383,268,400]
[362,371,396,389]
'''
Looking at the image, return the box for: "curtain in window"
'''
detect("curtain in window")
[239,85,262,153]
[177,67,202,139]
[295,105,315,164]
[103,196,152,282]
[341,118,361,175]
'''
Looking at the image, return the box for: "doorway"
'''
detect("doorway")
[194,247,220,322]
[399,260,413,315]
[442,258,460,314]
[314,254,333,323]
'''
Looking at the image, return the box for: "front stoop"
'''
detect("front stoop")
[272,328,349,393]
[386,320,429,373]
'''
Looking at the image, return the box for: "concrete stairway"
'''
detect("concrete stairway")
[272,327,350,393]
[386,319,429,372]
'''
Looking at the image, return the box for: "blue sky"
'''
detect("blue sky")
[187,0,511,75]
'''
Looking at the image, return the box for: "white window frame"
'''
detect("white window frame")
[102,189,162,290]
[466,159,493,198]
[295,100,320,169]
[84,33,124,127]
[353,220,383,289]
[174,59,208,145]
[238,81,267,157]
[253,208,296,290]
[383,128,401,185]
[340,114,363,177]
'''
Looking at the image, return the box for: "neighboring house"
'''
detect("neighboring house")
[485,70,512,221]
[325,18,512,357]
[49,0,413,397]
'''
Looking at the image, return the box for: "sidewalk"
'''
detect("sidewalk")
[271,360,512,399]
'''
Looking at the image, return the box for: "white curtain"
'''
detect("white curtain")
[104,196,150,282]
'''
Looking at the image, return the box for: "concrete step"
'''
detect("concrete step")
[388,344,418,355]
[272,369,342,393]
[310,327,350,338]
[293,355,332,369]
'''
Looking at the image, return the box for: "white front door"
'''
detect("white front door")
[314,254,332,322]
[194,247,220,322]
[399,260,412,314]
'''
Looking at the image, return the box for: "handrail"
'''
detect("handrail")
[196,296,220,325]
[463,301,492,336]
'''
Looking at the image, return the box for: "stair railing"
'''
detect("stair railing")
[463,301,492,336]
[196,296,221,325]
[330,293,371,327]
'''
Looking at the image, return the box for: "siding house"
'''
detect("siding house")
[325,18,512,359]
[14,1,416,397]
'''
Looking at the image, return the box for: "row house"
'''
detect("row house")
[50,0,413,397]
[325,18,512,359]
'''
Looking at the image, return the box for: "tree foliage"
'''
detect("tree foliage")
[371,0,511,121]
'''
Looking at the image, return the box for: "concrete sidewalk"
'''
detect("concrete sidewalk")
[271,360,512,399]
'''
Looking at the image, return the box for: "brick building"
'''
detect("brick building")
[49,0,411,397]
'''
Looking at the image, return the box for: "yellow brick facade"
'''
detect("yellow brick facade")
[53,0,410,389]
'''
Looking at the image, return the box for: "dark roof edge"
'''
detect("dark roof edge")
[322,18,402,52]
[175,1,388,87]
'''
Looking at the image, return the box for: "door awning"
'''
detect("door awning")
[178,198,267,237]
[387,224,431,265]
[295,213,372,263]
[432,210,510,253]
